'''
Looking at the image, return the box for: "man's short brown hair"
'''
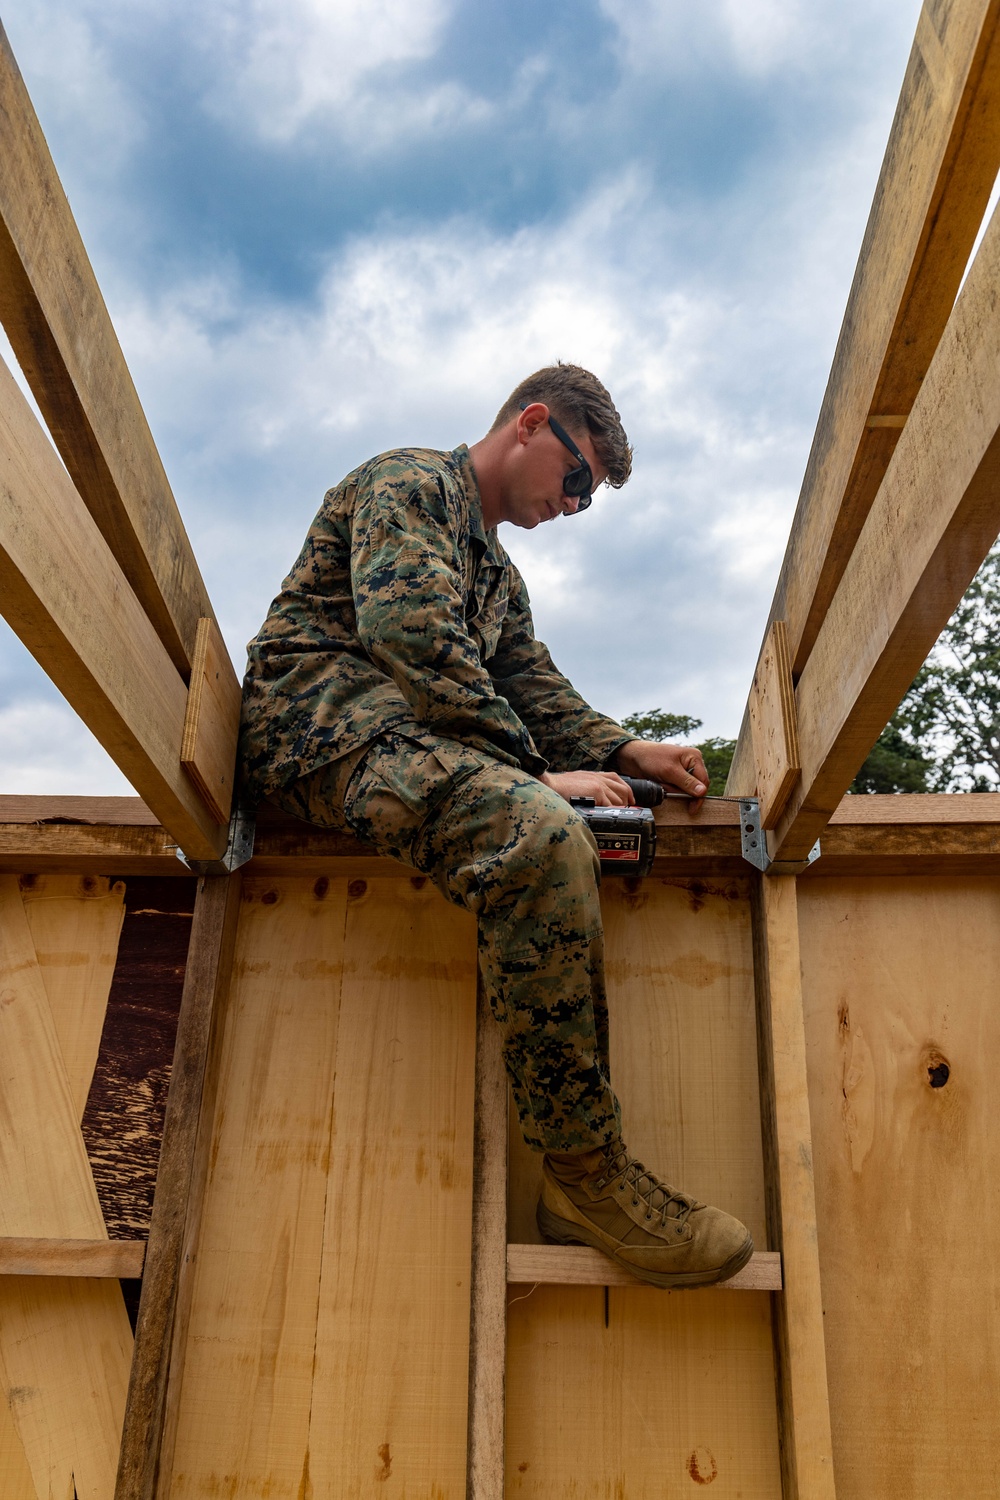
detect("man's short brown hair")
[491,363,633,489]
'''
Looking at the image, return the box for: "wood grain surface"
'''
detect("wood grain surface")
[0,20,214,676]
[772,188,1000,860]
[0,349,226,861]
[798,875,1000,1498]
[506,1243,781,1290]
[165,876,349,1498]
[0,1237,146,1278]
[0,874,133,1500]
[308,876,477,1498]
[751,875,836,1500]
[506,875,782,1497]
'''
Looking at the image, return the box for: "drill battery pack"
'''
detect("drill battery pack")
[569,801,657,877]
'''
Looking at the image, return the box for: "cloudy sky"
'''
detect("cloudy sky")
[0,0,925,794]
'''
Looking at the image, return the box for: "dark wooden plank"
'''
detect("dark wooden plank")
[0,795,160,825]
[115,872,242,1500]
[78,878,196,1245]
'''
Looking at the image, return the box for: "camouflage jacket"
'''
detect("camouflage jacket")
[239,445,631,800]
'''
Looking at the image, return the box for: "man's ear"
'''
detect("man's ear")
[516,402,549,445]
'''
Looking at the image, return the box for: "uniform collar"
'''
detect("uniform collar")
[453,444,506,566]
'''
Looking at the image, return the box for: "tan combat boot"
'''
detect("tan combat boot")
[538,1139,753,1289]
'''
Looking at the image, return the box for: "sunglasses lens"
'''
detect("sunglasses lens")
[574,493,592,512]
[563,466,591,497]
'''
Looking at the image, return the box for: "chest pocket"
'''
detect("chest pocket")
[466,564,508,661]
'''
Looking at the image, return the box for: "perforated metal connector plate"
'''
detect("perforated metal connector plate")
[739,799,768,871]
[176,800,256,877]
[738,798,820,875]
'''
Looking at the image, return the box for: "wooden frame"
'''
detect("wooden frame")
[5,0,1000,1493]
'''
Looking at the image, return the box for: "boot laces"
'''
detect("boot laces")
[595,1141,696,1229]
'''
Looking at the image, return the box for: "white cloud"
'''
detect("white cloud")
[599,0,920,82]
[0,695,133,795]
[198,0,482,144]
[102,159,862,740]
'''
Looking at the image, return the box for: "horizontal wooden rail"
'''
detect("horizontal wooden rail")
[727,0,1000,798]
[506,1244,781,1291]
[0,356,227,863]
[0,1238,146,1278]
[0,21,214,678]
[2,794,1000,877]
[770,192,1000,861]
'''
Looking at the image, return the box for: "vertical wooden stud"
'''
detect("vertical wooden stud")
[466,978,508,1500]
[751,873,836,1500]
[115,871,243,1500]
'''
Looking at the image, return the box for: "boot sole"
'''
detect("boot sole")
[536,1199,754,1290]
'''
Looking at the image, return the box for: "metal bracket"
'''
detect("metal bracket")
[738,798,820,876]
[176,800,256,877]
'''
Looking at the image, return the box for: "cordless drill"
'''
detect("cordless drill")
[569,776,663,878]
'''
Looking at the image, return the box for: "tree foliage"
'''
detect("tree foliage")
[850,540,1000,793]
[619,709,702,742]
[620,709,737,790]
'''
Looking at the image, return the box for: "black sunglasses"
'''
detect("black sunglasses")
[520,403,593,512]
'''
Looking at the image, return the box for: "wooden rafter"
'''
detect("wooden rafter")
[770,194,1000,859]
[0,356,228,861]
[0,21,215,680]
[727,0,1000,803]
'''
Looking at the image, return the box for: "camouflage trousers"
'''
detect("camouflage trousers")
[273,728,622,1152]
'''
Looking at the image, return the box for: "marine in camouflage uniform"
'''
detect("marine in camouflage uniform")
[240,443,631,1151]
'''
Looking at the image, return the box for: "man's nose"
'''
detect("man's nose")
[562,493,580,516]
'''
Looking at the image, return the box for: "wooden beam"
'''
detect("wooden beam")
[0,353,227,862]
[751,874,836,1500]
[115,872,242,1500]
[506,1244,782,1291]
[466,980,509,1500]
[5,794,1000,878]
[0,1237,146,1277]
[0,21,215,678]
[729,0,1000,794]
[770,194,1000,861]
[748,620,800,829]
[180,618,242,824]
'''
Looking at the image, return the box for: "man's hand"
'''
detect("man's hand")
[540,769,636,806]
[614,739,710,812]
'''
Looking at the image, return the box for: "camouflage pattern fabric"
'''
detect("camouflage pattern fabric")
[275,725,622,1153]
[239,445,631,801]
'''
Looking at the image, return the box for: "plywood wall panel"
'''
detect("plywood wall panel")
[0,874,131,1500]
[507,1285,780,1499]
[20,872,126,1119]
[506,875,781,1498]
[308,875,477,1499]
[797,875,1000,1499]
[166,875,347,1499]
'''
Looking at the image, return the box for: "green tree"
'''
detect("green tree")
[620,709,737,790]
[620,709,702,742]
[850,539,1000,792]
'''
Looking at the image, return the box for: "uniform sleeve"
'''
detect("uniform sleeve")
[487,564,633,771]
[351,464,549,774]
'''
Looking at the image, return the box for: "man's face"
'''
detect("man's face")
[500,403,607,530]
